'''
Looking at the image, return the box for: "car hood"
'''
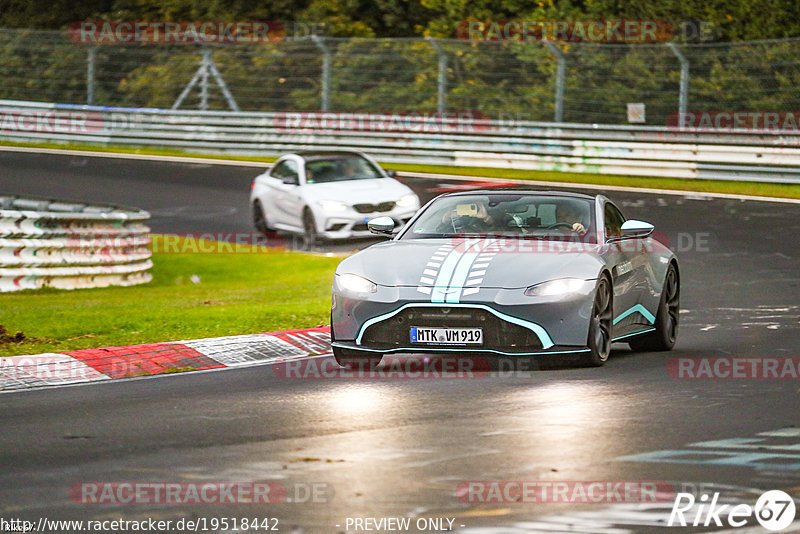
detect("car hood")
[302,178,413,203]
[337,238,606,289]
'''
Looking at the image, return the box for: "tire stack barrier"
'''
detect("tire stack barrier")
[0,196,152,292]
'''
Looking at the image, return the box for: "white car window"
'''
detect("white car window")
[271,160,299,184]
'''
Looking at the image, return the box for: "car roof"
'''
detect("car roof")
[294,150,366,160]
[440,188,597,201]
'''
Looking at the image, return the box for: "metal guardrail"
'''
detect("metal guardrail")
[0,195,152,292]
[1,100,800,184]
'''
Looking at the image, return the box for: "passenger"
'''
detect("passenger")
[555,203,588,234]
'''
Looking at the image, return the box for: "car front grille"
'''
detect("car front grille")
[353,201,396,214]
[361,307,543,352]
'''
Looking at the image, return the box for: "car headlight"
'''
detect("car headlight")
[338,273,378,294]
[395,194,418,208]
[319,200,348,213]
[525,278,591,297]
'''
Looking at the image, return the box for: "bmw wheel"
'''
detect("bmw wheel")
[252,200,270,234]
[629,264,679,352]
[581,276,613,367]
[302,209,319,249]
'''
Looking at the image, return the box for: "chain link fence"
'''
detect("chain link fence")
[0,28,799,124]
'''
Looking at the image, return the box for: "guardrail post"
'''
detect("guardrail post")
[87,46,96,105]
[425,37,447,114]
[312,36,331,112]
[543,40,565,123]
[667,43,689,119]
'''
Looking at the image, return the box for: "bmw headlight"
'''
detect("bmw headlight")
[525,278,591,297]
[395,194,418,208]
[338,273,378,294]
[319,200,348,213]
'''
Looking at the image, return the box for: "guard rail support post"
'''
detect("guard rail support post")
[543,40,566,123]
[426,37,448,115]
[312,36,332,112]
[667,43,690,120]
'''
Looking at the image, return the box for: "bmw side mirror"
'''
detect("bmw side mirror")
[619,220,654,239]
[368,216,395,237]
[385,169,397,178]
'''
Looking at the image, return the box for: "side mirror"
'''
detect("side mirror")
[385,169,397,178]
[368,216,395,237]
[619,220,654,239]
[282,176,298,186]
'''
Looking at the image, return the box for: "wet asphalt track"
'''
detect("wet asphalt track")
[1,150,799,533]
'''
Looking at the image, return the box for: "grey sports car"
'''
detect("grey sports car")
[331,190,679,367]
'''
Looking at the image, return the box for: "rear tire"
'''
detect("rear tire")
[580,276,613,367]
[629,264,679,352]
[332,346,382,369]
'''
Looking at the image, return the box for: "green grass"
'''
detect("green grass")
[0,237,341,356]
[2,139,799,199]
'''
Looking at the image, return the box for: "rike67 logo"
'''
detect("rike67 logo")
[669,489,796,531]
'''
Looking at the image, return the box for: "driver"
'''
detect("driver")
[555,202,588,234]
[340,159,357,179]
[441,201,497,232]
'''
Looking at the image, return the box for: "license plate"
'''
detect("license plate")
[410,327,483,345]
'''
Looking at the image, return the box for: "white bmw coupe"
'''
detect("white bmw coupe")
[250,150,420,245]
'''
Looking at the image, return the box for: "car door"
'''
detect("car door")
[265,158,303,229]
[601,200,650,336]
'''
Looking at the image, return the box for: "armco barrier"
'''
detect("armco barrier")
[0,196,152,292]
[1,100,800,183]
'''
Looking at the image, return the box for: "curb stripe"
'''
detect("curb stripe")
[1,326,332,392]
[66,343,224,379]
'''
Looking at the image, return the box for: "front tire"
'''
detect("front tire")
[302,209,319,249]
[252,200,271,234]
[629,263,679,352]
[581,276,613,367]
[332,346,382,369]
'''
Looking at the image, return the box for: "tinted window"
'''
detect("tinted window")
[304,155,383,183]
[271,160,299,184]
[604,202,626,238]
[401,194,596,242]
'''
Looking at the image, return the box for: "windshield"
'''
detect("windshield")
[401,193,597,243]
[304,155,384,184]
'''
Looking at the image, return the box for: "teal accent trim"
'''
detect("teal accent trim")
[612,327,656,342]
[430,249,462,303]
[355,303,554,349]
[333,342,586,357]
[613,304,656,325]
